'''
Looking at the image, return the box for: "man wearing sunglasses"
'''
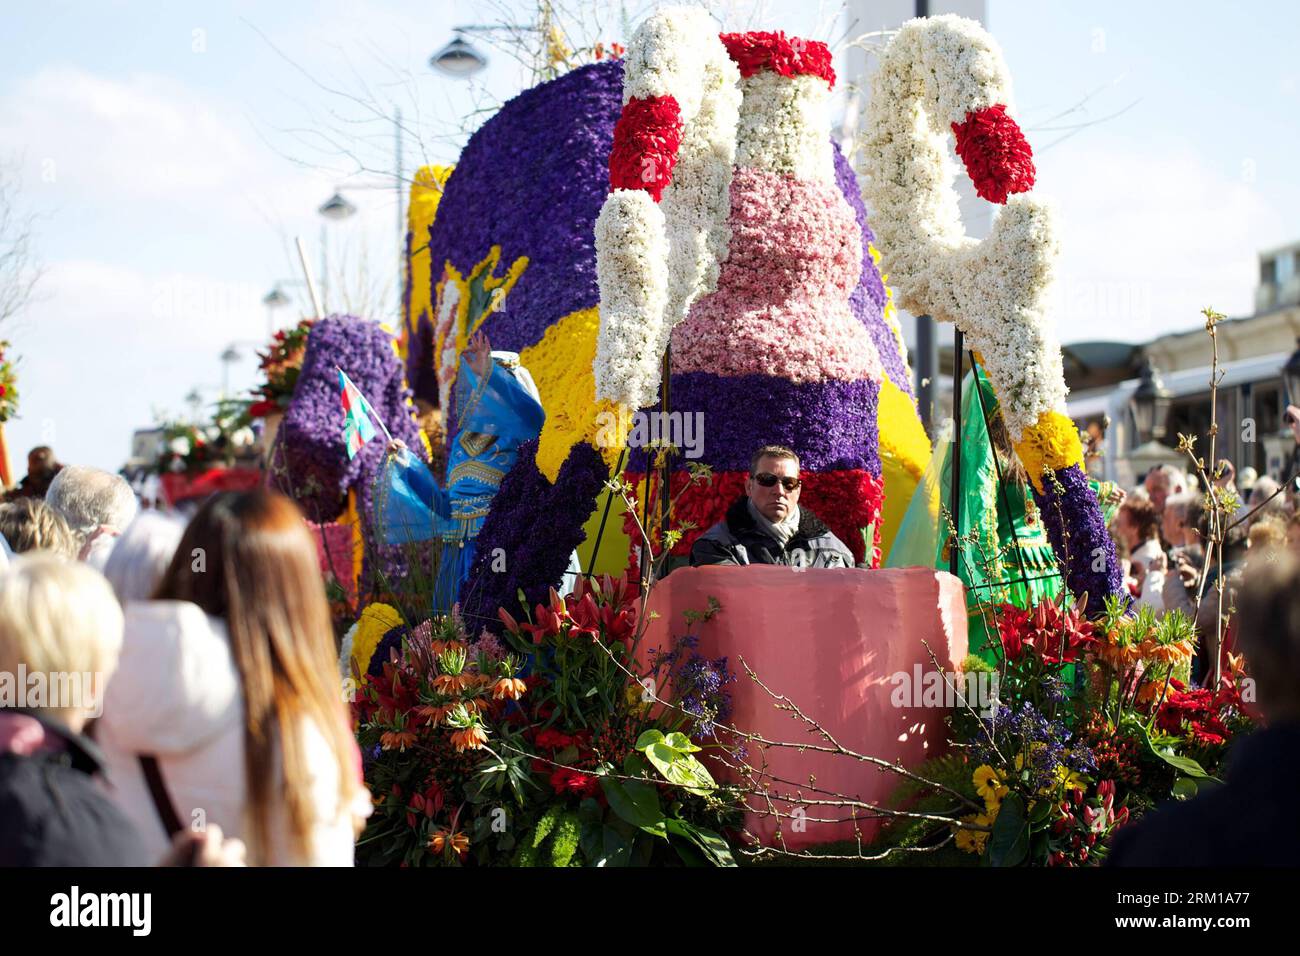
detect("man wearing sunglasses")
[690,445,856,569]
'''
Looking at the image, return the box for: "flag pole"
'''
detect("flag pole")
[296,235,325,320]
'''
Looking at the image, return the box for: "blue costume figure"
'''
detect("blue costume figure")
[378,331,547,612]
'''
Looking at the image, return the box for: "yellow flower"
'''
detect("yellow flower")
[1055,765,1088,793]
[953,812,993,855]
[972,764,1009,810]
[1014,411,1085,493]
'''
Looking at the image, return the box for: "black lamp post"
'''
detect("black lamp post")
[1131,357,1171,444]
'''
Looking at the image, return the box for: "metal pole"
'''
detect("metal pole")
[660,344,672,552]
[916,312,938,430]
[949,327,963,577]
[319,223,329,316]
[395,107,404,324]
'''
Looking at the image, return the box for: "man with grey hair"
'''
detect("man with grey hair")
[1142,463,1185,518]
[44,465,139,569]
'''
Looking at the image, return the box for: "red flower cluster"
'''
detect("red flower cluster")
[996,597,1096,663]
[608,94,683,202]
[622,468,883,566]
[1156,679,1233,746]
[719,31,836,88]
[498,573,639,646]
[951,104,1036,204]
[529,727,601,799]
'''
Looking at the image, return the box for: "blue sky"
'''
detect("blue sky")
[1,0,1297,470]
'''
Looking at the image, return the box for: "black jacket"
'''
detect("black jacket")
[689,495,857,569]
[1107,722,1300,866]
[0,711,150,867]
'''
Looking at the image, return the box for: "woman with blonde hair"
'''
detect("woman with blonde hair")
[0,498,78,557]
[96,490,368,865]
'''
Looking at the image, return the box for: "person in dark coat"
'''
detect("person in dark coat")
[690,445,856,569]
[0,709,151,866]
[0,554,244,867]
[1108,550,1300,866]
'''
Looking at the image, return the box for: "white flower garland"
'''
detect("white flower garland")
[861,14,1065,441]
[594,6,740,410]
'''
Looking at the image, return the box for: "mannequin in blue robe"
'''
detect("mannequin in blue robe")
[382,331,552,612]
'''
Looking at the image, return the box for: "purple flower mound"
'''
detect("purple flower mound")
[458,439,608,633]
[418,59,624,365]
[831,144,912,398]
[271,315,426,525]
[627,372,881,478]
[1032,465,1128,613]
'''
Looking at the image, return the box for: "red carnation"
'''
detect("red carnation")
[609,95,683,202]
[719,31,836,88]
[951,104,1036,204]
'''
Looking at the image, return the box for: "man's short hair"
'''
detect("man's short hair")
[45,465,139,547]
[750,445,799,475]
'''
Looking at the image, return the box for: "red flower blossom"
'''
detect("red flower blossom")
[719,31,836,88]
[549,766,600,799]
[608,95,682,201]
[534,728,576,751]
[951,104,1036,204]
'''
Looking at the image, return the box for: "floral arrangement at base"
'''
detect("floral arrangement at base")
[350,571,743,867]
[876,596,1257,866]
[153,399,257,476]
[247,319,314,419]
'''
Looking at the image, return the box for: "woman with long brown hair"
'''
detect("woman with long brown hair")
[96,490,369,865]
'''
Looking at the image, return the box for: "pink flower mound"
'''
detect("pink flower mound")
[672,166,883,384]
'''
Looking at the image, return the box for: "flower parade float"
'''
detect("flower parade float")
[340,11,1245,866]
[860,14,1125,611]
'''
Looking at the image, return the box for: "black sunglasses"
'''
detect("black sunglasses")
[752,472,801,492]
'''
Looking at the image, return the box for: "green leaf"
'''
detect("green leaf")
[1171,777,1200,801]
[643,743,716,796]
[663,731,701,754]
[665,818,737,867]
[985,794,1029,867]
[600,775,666,835]
[1137,722,1222,782]
[635,729,666,751]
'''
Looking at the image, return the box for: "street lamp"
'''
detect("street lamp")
[318,191,357,221]
[1131,357,1171,445]
[430,34,489,77]
[1282,337,1300,407]
[263,286,289,336]
[262,286,291,309]
[220,346,241,400]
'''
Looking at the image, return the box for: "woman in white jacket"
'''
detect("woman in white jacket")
[97,490,369,865]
